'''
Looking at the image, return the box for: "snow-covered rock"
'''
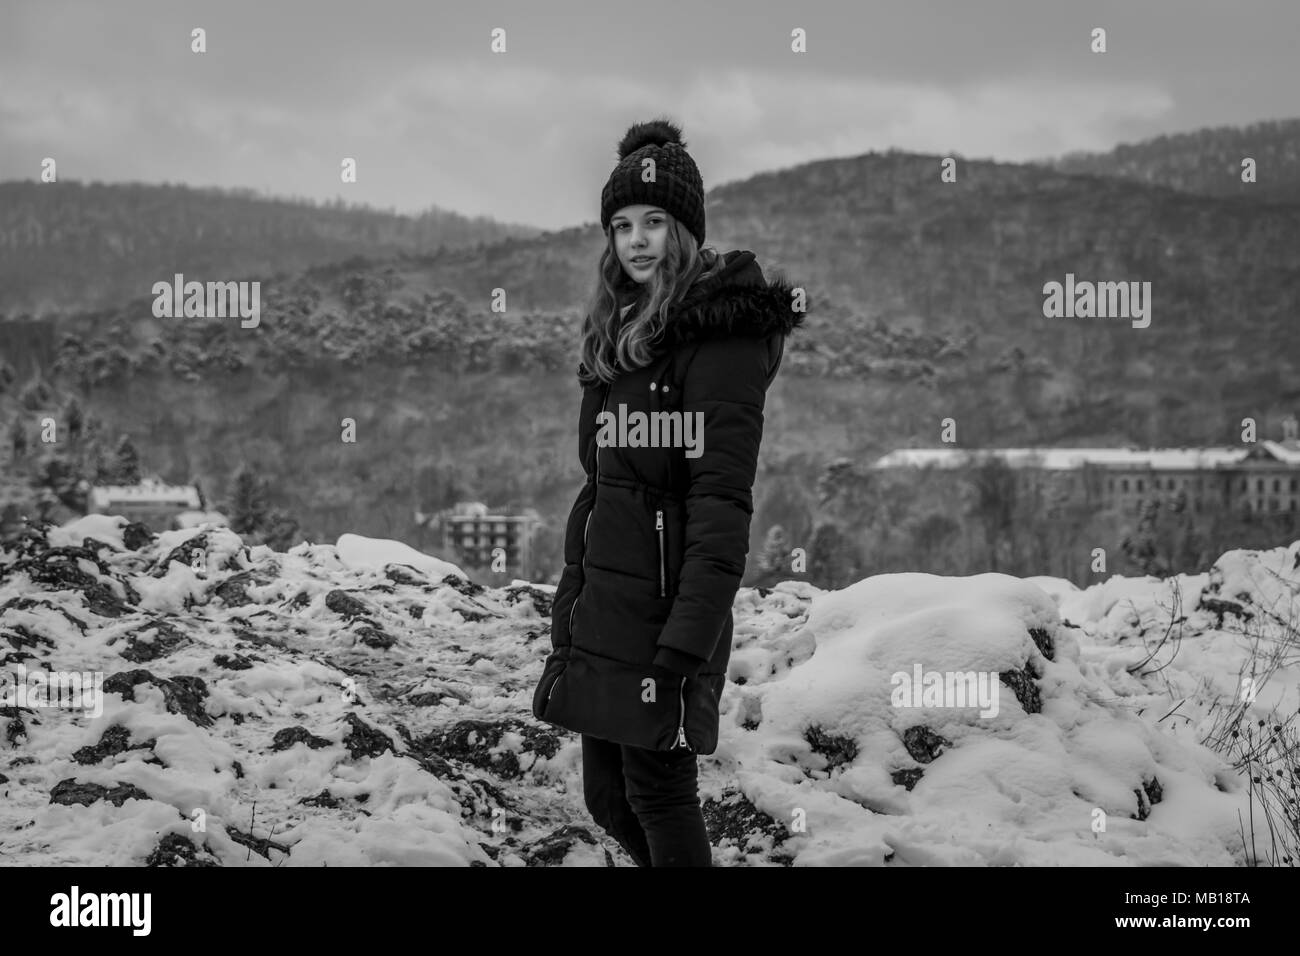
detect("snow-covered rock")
[1,518,1296,867]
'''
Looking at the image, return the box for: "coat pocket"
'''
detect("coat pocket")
[651,498,682,600]
[550,563,584,649]
[531,646,570,721]
[667,674,691,752]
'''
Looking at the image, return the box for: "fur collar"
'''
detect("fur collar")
[579,250,806,385]
[654,258,805,351]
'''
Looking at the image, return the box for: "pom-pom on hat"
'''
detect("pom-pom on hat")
[600,117,706,246]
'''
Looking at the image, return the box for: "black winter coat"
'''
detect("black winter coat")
[532,249,805,755]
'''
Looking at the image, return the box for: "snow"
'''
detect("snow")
[2,519,1297,867]
[335,532,466,582]
[872,441,1300,470]
[46,515,130,551]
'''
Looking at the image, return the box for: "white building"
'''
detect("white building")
[87,476,208,529]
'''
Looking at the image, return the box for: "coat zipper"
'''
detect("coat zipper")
[596,384,609,477]
[670,676,689,750]
[655,509,665,597]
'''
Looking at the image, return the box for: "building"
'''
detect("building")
[436,500,540,574]
[870,416,1300,517]
[87,476,207,530]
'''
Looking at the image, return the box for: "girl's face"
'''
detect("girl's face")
[611,204,668,283]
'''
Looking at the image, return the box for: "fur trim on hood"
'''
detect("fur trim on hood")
[655,249,805,350]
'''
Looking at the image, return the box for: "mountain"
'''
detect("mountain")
[4,119,1299,583]
[1039,117,1300,203]
[31,137,1300,438]
[0,180,544,316]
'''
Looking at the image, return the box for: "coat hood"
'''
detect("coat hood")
[659,249,805,349]
[580,249,806,385]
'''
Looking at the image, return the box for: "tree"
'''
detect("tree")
[63,396,84,442]
[226,465,269,535]
[1120,499,1164,576]
[261,507,301,551]
[18,367,53,411]
[907,510,962,573]
[89,440,112,484]
[31,451,87,512]
[113,435,141,484]
[964,455,1018,571]
[808,521,858,589]
[1120,491,1207,578]
[8,417,26,460]
[757,524,791,574]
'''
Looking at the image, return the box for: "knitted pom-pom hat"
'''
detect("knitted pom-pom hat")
[600,117,706,246]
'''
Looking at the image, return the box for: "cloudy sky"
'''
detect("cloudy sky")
[1,0,1296,229]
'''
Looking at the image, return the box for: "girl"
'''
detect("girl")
[532,117,805,866]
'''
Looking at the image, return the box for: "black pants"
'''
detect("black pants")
[581,733,713,866]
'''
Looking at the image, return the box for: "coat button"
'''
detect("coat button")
[650,382,657,390]
[663,385,670,392]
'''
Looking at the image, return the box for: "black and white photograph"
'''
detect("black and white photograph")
[0,0,1297,920]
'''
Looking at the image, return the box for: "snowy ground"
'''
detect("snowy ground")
[1,515,1296,866]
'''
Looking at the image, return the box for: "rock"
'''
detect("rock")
[501,584,553,617]
[701,787,791,861]
[49,778,151,807]
[412,717,560,778]
[1,705,31,744]
[152,534,209,577]
[213,653,253,670]
[891,767,924,791]
[525,824,599,866]
[7,546,132,617]
[213,572,257,607]
[901,725,951,763]
[2,623,54,653]
[325,590,370,620]
[119,619,189,663]
[441,574,485,597]
[103,669,212,727]
[163,676,212,727]
[271,726,333,751]
[299,789,343,808]
[1028,626,1055,661]
[341,712,393,759]
[122,522,155,552]
[355,624,395,650]
[804,723,859,771]
[1132,776,1164,821]
[144,832,220,867]
[0,596,88,634]
[1000,666,1041,714]
[384,564,427,586]
[72,724,158,765]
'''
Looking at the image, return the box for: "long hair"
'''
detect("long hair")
[577,215,723,388]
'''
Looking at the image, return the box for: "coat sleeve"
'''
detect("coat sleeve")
[653,333,774,677]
